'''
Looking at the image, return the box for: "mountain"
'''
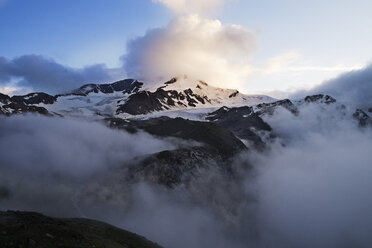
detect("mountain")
[0,211,163,248]
[115,77,275,116]
[0,77,275,118]
[1,78,372,246]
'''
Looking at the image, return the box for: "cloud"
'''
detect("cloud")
[293,64,372,109]
[0,86,17,95]
[0,115,175,215]
[0,55,116,94]
[123,14,257,89]
[79,104,372,248]
[0,115,174,177]
[153,0,228,16]
[0,103,371,248]
[249,104,372,248]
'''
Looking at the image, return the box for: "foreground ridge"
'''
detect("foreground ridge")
[0,210,163,248]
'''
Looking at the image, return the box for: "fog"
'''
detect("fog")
[250,105,372,248]
[0,115,175,215]
[0,106,372,248]
[293,64,372,109]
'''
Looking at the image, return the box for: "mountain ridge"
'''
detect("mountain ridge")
[0,77,275,117]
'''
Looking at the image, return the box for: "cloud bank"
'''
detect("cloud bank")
[249,104,372,248]
[123,14,257,89]
[0,104,372,248]
[0,55,115,94]
[0,115,176,215]
[293,64,372,109]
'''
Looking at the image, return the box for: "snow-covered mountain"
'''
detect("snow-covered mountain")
[0,77,275,118]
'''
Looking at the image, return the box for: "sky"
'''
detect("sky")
[0,0,372,95]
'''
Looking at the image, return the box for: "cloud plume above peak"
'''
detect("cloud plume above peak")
[123,14,257,89]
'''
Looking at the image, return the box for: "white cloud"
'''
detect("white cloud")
[292,63,372,108]
[0,86,17,95]
[123,14,257,89]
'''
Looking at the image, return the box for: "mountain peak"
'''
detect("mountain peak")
[72,79,144,96]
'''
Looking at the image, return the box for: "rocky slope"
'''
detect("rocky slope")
[0,211,162,248]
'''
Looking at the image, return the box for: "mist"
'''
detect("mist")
[113,105,372,248]
[1,104,372,248]
[293,64,372,109]
[249,104,372,248]
[0,115,175,215]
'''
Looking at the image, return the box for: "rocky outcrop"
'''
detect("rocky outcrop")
[11,92,57,105]
[255,99,299,116]
[353,109,372,127]
[116,87,213,115]
[0,102,50,116]
[304,94,336,104]
[106,116,247,187]
[72,79,143,95]
[206,106,273,149]
[107,116,246,158]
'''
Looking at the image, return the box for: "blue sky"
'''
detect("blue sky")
[0,0,168,67]
[1,0,372,95]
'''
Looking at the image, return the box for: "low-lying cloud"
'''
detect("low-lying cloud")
[0,115,175,215]
[249,104,372,248]
[293,64,372,109]
[1,104,372,248]
[0,55,115,94]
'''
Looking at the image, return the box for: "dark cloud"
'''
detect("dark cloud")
[0,55,116,94]
[293,64,372,109]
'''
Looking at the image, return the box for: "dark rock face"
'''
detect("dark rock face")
[353,109,372,127]
[74,79,143,95]
[0,211,163,248]
[126,147,219,187]
[256,99,299,116]
[0,103,50,116]
[206,106,272,149]
[0,93,11,104]
[304,94,336,104]
[106,116,247,187]
[229,90,239,98]
[116,89,172,115]
[0,92,52,116]
[108,116,246,157]
[116,87,211,115]
[368,108,372,113]
[11,93,57,105]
